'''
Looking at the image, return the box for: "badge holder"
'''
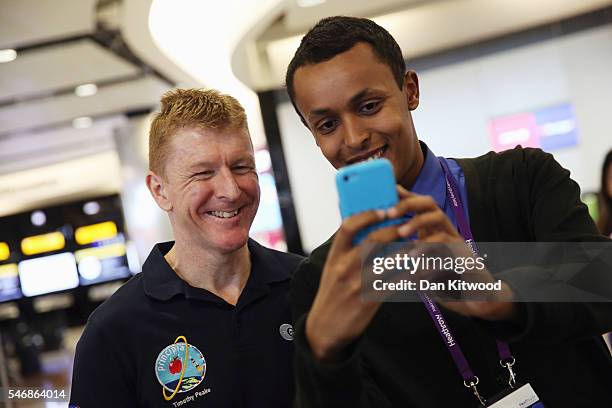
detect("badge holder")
[464,376,486,406]
[485,383,543,408]
[500,357,517,388]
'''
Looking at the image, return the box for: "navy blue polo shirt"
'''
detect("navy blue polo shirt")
[70,239,303,408]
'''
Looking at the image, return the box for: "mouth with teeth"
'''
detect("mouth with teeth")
[348,145,388,164]
[206,208,241,219]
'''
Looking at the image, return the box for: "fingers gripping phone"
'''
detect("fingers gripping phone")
[336,159,403,245]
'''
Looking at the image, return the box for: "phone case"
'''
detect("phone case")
[336,159,402,244]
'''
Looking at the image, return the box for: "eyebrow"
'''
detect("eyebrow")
[307,88,383,121]
[231,156,256,166]
[188,161,216,171]
[188,156,255,170]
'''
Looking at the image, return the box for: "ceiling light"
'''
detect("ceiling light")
[73,116,93,129]
[0,49,17,63]
[297,0,325,7]
[30,210,46,226]
[83,201,101,215]
[75,83,98,97]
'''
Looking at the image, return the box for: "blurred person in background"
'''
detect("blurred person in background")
[285,16,612,407]
[597,149,612,237]
[70,89,302,407]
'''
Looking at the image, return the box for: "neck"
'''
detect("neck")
[165,241,251,306]
[399,139,425,190]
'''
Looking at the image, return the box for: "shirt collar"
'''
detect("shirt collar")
[142,241,182,301]
[142,239,291,302]
[411,141,446,209]
[247,239,294,284]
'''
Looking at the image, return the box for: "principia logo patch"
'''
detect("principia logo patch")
[155,335,206,401]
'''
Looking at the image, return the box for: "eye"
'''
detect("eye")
[359,100,381,115]
[233,165,254,174]
[194,170,214,178]
[316,119,339,134]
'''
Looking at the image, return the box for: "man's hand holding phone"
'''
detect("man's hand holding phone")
[390,186,517,321]
[306,208,398,362]
[306,183,516,363]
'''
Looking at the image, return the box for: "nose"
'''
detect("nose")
[343,116,370,150]
[214,167,241,201]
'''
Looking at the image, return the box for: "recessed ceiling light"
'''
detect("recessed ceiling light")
[297,0,325,7]
[30,211,46,226]
[75,83,98,97]
[83,201,101,215]
[0,49,17,63]
[73,116,93,129]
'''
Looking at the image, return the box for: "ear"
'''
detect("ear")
[403,70,420,111]
[146,171,172,211]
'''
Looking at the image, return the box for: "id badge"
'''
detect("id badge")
[485,383,544,408]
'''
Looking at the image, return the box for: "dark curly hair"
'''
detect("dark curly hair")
[285,16,406,121]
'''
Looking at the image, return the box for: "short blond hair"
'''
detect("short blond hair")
[149,88,248,175]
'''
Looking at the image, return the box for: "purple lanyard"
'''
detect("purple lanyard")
[415,158,515,401]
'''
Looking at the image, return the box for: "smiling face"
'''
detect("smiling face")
[150,126,260,254]
[292,42,424,188]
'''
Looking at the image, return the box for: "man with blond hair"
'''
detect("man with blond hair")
[70,89,302,407]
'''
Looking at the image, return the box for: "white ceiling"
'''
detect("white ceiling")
[0,75,170,136]
[0,39,139,102]
[235,0,612,91]
[0,0,96,49]
[0,117,124,175]
[282,0,427,33]
[1,0,611,215]
[0,0,174,181]
[0,0,178,215]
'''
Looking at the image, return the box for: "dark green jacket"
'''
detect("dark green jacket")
[291,147,612,407]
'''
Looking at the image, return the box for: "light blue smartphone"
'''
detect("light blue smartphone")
[336,159,402,244]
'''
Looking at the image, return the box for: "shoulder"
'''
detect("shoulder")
[454,146,561,174]
[250,239,304,267]
[258,243,305,268]
[455,146,568,191]
[86,274,147,329]
[293,235,334,285]
[307,236,334,268]
[248,239,305,281]
[73,277,146,368]
[456,146,556,173]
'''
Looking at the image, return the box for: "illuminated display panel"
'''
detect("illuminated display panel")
[0,242,9,261]
[18,252,79,297]
[21,231,65,255]
[0,263,21,302]
[0,194,132,303]
[489,103,579,153]
[75,221,118,245]
[74,234,130,286]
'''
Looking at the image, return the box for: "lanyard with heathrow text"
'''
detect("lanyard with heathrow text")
[413,158,518,405]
